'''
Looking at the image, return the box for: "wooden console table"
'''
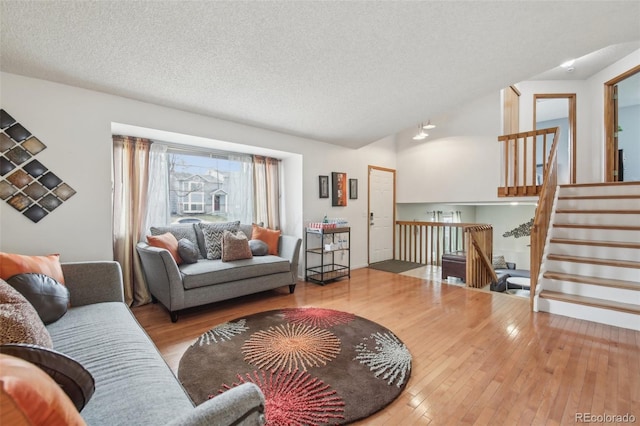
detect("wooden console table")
[441,251,466,282]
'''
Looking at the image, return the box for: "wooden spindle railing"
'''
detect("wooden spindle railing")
[466,224,497,289]
[529,126,560,309]
[498,127,559,197]
[395,221,494,288]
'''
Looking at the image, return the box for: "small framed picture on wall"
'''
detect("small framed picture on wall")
[332,172,347,206]
[319,175,329,198]
[349,179,358,199]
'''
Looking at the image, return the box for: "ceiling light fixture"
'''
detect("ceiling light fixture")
[560,59,575,73]
[422,120,436,130]
[412,124,428,140]
[560,59,575,68]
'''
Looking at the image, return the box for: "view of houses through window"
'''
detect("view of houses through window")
[168,151,249,224]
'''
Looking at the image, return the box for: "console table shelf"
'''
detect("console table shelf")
[305,227,350,285]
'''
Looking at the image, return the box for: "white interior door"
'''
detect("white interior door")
[368,166,395,264]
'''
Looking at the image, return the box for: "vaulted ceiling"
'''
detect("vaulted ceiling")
[1,1,639,148]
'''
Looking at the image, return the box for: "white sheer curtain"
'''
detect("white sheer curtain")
[143,143,170,232]
[227,154,253,224]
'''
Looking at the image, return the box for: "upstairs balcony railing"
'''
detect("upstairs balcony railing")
[498,127,559,197]
[395,221,496,288]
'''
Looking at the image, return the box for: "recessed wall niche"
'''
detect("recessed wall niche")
[0,109,76,223]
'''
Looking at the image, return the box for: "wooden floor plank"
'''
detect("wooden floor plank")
[132,268,640,425]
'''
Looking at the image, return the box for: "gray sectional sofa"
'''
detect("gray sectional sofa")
[49,261,266,426]
[136,223,302,322]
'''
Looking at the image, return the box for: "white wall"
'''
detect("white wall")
[475,204,536,270]
[396,92,504,203]
[0,73,395,273]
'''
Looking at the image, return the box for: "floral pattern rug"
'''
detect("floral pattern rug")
[178,308,412,425]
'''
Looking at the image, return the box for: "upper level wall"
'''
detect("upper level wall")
[396,92,503,204]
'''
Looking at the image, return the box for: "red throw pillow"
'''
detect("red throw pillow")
[251,224,281,255]
[0,253,64,284]
[147,233,183,265]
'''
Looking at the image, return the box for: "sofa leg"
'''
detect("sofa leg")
[289,284,296,294]
[170,311,179,323]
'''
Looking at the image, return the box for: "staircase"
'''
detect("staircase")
[534,182,640,331]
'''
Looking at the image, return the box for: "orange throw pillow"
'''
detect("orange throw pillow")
[0,253,64,284]
[251,224,281,255]
[147,232,183,265]
[0,354,86,426]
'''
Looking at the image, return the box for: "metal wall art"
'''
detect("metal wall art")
[0,109,76,223]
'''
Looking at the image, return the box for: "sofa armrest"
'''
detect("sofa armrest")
[165,383,265,426]
[279,235,302,279]
[136,242,185,312]
[61,261,124,306]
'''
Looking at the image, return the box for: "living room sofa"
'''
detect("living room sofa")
[48,261,266,425]
[136,223,302,322]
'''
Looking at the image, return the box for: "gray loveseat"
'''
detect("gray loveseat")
[48,261,266,425]
[136,223,302,322]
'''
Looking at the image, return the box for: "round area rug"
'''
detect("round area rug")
[178,308,412,425]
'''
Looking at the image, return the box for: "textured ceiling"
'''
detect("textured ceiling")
[1,1,639,148]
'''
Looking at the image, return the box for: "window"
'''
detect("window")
[167,147,280,227]
[182,181,204,213]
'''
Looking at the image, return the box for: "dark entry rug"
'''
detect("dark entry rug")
[368,259,424,274]
[178,308,412,425]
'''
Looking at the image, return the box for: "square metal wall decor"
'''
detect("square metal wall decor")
[0,108,76,223]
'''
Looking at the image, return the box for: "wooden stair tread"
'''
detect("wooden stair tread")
[543,271,640,291]
[546,254,640,269]
[560,182,640,188]
[539,290,640,315]
[553,224,640,231]
[550,238,640,249]
[555,209,640,214]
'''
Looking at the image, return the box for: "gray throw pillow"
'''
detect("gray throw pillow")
[249,239,269,256]
[6,273,69,325]
[177,238,199,264]
[0,343,95,412]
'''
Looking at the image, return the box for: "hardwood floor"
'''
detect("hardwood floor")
[133,268,640,425]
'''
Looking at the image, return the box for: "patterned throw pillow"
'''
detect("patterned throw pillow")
[199,221,240,260]
[0,279,53,348]
[221,231,253,262]
[150,224,201,259]
[492,255,508,270]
